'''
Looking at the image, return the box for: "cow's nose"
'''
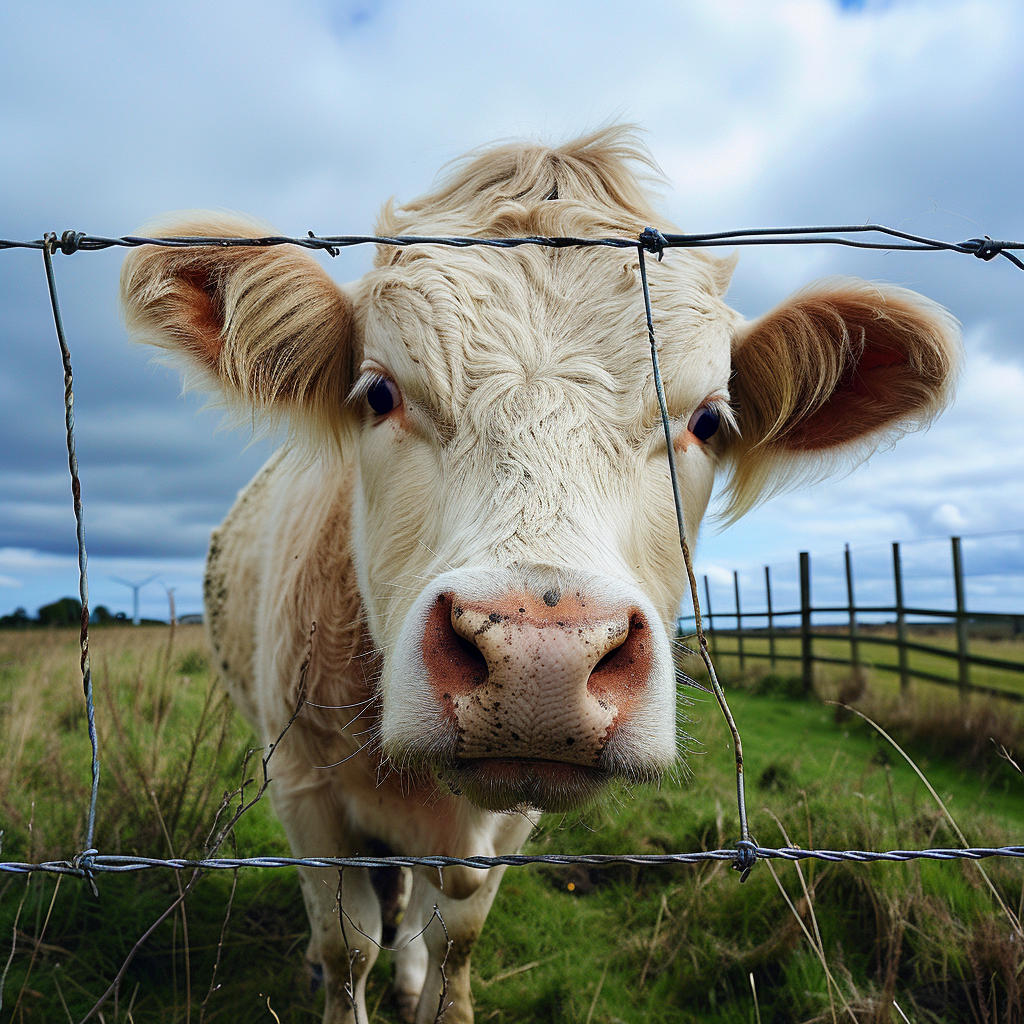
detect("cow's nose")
[421,590,655,765]
[451,601,629,687]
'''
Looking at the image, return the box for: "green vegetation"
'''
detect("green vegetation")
[701,627,1024,698]
[1,627,1022,1022]
[1,599,131,628]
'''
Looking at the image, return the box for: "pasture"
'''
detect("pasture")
[698,628,1024,701]
[2,624,1022,1022]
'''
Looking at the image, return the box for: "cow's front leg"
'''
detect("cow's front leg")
[392,920,429,1023]
[273,778,382,1024]
[403,865,507,1024]
[297,863,382,1024]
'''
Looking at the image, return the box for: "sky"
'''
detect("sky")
[1,0,1022,622]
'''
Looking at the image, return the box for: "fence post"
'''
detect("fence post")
[952,536,970,696]
[765,565,776,669]
[799,551,813,694]
[892,542,909,693]
[734,570,745,672]
[703,575,717,660]
[844,544,860,679]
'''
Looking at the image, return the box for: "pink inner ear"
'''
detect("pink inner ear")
[785,343,910,451]
[176,268,225,368]
[855,345,905,373]
[846,345,906,397]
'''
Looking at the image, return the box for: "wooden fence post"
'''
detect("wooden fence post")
[892,542,909,693]
[734,570,745,672]
[799,551,813,694]
[952,535,970,696]
[765,565,776,669]
[703,575,717,659]
[845,544,860,679]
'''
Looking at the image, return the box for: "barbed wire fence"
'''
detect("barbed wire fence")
[1,224,1023,1019]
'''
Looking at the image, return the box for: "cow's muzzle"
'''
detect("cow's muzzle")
[382,569,677,811]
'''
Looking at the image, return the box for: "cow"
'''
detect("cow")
[119,126,959,1024]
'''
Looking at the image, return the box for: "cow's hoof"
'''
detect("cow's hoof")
[308,961,324,995]
[393,987,419,1023]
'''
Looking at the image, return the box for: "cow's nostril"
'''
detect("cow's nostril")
[591,646,621,676]
[455,633,488,672]
[422,594,490,694]
[587,610,650,704]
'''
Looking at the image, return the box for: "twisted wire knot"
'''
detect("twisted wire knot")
[639,227,668,261]
[43,231,85,255]
[308,230,339,257]
[72,848,99,895]
[965,236,1005,261]
[733,839,759,883]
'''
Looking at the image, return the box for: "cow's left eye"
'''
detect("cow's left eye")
[367,377,401,416]
[687,405,720,442]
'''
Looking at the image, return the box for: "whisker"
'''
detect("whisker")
[417,540,455,571]
[316,743,370,769]
[305,697,376,710]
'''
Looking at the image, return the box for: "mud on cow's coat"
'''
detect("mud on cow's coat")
[119,127,960,1024]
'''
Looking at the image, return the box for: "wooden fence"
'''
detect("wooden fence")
[678,536,1024,702]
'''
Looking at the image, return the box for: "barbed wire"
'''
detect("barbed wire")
[2,223,1023,269]
[3,224,1022,898]
[3,845,1024,879]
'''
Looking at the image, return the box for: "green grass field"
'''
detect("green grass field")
[1,626,1022,1022]
[691,628,1024,698]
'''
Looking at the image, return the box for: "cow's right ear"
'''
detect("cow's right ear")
[119,212,355,434]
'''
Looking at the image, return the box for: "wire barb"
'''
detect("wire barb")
[966,236,1005,261]
[733,839,759,883]
[308,229,339,257]
[638,226,668,260]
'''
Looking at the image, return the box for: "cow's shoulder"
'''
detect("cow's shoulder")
[256,451,366,720]
[205,448,288,728]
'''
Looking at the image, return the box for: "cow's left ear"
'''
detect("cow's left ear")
[723,277,961,519]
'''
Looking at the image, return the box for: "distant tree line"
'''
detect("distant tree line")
[0,597,131,628]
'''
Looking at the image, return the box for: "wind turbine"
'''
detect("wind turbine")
[111,574,159,625]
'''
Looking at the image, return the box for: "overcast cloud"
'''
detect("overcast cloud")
[1,0,1022,620]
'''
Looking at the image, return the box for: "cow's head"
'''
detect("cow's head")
[120,128,959,812]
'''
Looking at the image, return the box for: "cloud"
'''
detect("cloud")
[2,0,1022,614]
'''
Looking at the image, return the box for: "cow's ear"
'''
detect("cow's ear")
[723,277,961,520]
[120,212,355,435]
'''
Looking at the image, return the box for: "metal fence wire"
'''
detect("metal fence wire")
[2,223,1023,891]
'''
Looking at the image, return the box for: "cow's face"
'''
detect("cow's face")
[348,245,738,809]
[120,131,959,813]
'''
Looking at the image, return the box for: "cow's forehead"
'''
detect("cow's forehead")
[356,244,738,431]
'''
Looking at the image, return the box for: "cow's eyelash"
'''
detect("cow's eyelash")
[667,398,734,431]
[700,397,739,440]
[347,372,389,407]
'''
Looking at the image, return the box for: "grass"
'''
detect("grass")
[1,626,1022,1022]
[699,627,1024,698]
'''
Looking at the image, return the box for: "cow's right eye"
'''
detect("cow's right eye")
[367,377,401,416]
[687,404,720,442]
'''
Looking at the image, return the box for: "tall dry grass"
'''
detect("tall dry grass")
[1,624,247,863]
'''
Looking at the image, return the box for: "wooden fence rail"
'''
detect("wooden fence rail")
[678,535,1024,703]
